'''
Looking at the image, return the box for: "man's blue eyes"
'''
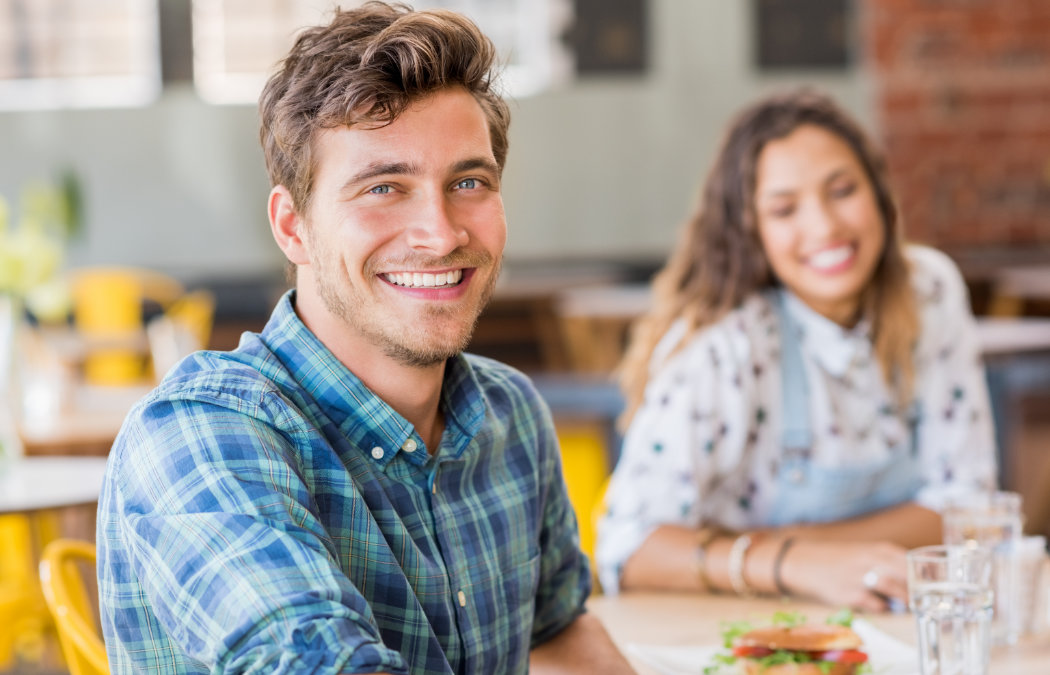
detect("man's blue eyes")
[368,179,479,194]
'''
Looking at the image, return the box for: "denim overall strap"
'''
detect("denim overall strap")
[774,289,811,452]
[766,289,924,526]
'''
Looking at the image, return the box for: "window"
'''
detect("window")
[191,0,571,105]
[0,0,161,110]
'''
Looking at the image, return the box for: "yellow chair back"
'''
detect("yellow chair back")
[165,288,215,351]
[0,515,39,666]
[556,422,609,567]
[70,267,184,385]
[0,511,62,667]
[38,539,109,675]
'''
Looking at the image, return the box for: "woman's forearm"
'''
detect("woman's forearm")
[619,502,941,597]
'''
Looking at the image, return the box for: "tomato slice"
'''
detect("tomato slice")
[731,646,774,658]
[813,649,869,663]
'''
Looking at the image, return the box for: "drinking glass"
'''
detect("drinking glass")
[1015,535,1049,636]
[907,545,993,675]
[942,490,1024,645]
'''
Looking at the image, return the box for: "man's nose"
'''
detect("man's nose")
[406,193,469,255]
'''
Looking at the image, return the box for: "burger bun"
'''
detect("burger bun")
[738,661,859,675]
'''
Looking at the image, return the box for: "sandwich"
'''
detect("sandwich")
[730,622,868,674]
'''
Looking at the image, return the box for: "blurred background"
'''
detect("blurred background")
[3,0,1049,343]
[2,1,1050,671]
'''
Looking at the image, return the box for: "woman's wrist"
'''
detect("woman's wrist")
[723,533,798,597]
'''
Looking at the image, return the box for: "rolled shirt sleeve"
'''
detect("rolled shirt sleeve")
[595,317,759,594]
[100,389,410,674]
[529,397,591,645]
[909,247,998,509]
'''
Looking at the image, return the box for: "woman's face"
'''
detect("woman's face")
[754,124,885,326]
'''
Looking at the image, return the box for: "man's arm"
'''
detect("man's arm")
[100,394,410,674]
[529,613,635,674]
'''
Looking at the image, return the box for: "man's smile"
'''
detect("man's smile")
[382,268,466,288]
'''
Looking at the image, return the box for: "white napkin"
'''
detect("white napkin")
[627,618,919,675]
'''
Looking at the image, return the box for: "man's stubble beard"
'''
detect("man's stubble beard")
[314,250,502,369]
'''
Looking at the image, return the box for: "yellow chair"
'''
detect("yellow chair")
[0,514,42,666]
[70,267,184,385]
[0,511,61,668]
[556,422,610,567]
[38,539,109,675]
[165,289,215,352]
[147,289,216,380]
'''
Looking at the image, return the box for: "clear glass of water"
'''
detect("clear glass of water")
[942,490,1024,645]
[907,545,994,675]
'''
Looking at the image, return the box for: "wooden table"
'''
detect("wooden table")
[19,383,149,456]
[588,591,1050,674]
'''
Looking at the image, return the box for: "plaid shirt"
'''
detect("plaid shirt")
[97,291,590,674]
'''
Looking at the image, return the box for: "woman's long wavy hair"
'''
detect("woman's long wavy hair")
[618,89,918,427]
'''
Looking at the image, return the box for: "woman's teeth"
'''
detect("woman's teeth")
[384,269,463,288]
[807,246,853,270]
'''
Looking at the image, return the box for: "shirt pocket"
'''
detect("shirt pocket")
[459,550,540,674]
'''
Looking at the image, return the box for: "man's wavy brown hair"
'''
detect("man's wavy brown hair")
[259,1,510,217]
[619,89,918,426]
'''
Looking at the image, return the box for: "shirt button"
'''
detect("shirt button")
[457,590,467,607]
[402,438,418,453]
[370,446,385,460]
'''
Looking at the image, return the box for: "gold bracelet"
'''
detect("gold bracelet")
[695,528,720,592]
[727,533,755,597]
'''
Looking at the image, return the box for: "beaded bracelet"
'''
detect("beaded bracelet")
[727,533,755,597]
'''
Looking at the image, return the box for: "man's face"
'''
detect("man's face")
[289,87,507,367]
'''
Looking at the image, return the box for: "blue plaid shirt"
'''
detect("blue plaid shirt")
[97,291,590,674]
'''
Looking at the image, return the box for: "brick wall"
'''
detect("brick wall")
[864,0,1050,251]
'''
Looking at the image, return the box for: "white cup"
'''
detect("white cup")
[942,491,1024,646]
[907,545,994,675]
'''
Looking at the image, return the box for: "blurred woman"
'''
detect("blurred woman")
[595,89,996,610]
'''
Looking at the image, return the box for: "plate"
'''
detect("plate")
[626,618,919,675]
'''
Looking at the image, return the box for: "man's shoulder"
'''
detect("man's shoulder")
[462,352,531,386]
[460,353,549,415]
[136,335,292,421]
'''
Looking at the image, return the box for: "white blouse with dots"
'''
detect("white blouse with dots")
[595,245,997,594]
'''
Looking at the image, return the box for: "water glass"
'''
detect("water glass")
[942,490,1024,645]
[1015,535,1049,636]
[907,545,993,675]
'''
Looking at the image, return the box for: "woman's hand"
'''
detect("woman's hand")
[780,539,909,612]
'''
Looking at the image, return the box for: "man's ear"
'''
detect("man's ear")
[269,185,310,265]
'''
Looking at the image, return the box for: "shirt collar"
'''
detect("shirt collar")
[259,290,485,465]
[780,289,872,377]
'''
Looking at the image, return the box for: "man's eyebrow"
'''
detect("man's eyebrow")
[452,157,500,175]
[343,161,419,189]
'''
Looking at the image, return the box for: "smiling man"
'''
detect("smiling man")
[96,3,632,674]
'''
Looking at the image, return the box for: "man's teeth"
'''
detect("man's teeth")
[807,246,853,270]
[384,269,464,288]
